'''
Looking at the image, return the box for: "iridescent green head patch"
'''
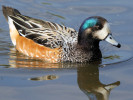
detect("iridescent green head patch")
[82,18,98,31]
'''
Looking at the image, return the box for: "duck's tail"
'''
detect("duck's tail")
[2,5,21,21]
[2,5,41,30]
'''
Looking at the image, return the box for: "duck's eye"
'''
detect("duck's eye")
[96,23,103,30]
[94,24,102,30]
[94,22,102,30]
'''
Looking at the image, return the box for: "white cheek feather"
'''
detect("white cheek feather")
[94,22,110,40]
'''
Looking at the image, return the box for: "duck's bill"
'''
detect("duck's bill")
[105,34,121,48]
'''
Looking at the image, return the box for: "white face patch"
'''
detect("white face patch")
[94,22,110,40]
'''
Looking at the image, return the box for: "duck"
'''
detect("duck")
[2,5,121,63]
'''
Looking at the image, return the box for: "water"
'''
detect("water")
[0,0,133,100]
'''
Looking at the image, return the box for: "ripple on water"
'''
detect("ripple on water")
[58,6,127,15]
[102,51,133,66]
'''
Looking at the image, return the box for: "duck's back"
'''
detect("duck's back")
[3,6,81,63]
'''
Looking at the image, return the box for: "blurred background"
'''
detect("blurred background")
[0,0,133,100]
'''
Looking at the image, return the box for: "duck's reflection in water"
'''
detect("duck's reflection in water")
[29,75,59,81]
[9,48,120,100]
[77,64,120,100]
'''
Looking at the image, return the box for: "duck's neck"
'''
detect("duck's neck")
[78,35,102,61]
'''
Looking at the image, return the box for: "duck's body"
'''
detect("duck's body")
[2,6,121,63]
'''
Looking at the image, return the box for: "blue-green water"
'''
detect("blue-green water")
[0,0,133,100]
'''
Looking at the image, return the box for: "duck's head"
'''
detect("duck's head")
[78,16,121,48]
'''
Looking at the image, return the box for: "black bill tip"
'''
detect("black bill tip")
[116,43,121,48]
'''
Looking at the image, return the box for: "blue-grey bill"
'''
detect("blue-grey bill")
[105,34,121,48]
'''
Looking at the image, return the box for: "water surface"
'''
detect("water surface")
[0,0,133,100]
